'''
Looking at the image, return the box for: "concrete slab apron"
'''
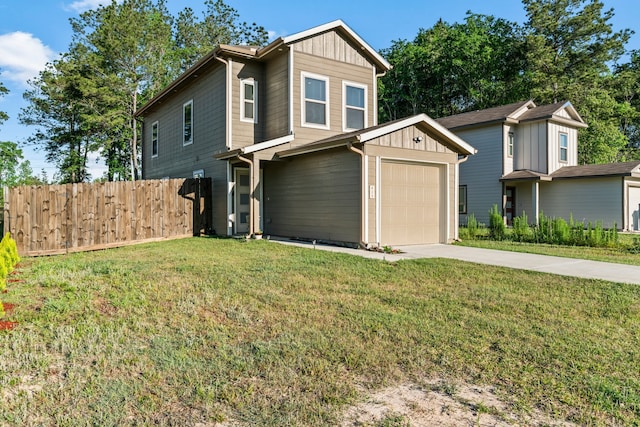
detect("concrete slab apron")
[395,244,640,285]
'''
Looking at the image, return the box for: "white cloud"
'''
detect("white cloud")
[66,0,121,13]
[0,32,55,86]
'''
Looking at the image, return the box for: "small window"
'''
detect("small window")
[559,132,568,162]
[459,185,467,214]
[302,72,329,128]
[241,79,258,123]
[193,169,204,178]
[183,100,193,146]
[507,132,514,157]
[343,82,366,131]
[151,121,159,158]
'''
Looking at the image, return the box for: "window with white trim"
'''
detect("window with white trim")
[193,169,205,178]
[343,81,367,131]
[507,132,514,157]
[151,121,159,158]
[559,132,568,162]
[302,72,329,128]
[241,79,258,123]
[183,100,193,146]
[459,185,467,214]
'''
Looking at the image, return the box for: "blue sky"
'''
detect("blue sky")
[1,0,639,180]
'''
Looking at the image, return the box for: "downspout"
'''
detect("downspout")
[237,154,254,236]
[215,56,232,150]
[347,141,368,248]
[455,155,470,241]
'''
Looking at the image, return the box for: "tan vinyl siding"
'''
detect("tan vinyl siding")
[142,65,226,179]
[548,122,578,172]
[627,182,640,231]
[455,126,504,225]
[540,177,623,229]
[263,148,361,244]
[366,155,377,243]
[231,60,264,148]
[292,51,375,145]
[264,50,290,140]
[516,122,547,173]
[556,108,571,119]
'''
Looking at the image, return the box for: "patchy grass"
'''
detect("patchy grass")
[1,237,639,426]
[456,233,640,266]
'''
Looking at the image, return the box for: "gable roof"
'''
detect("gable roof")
[276,114,477,158]
[137,20,390,117]
[501,161,640,182]
[436,100,587,130]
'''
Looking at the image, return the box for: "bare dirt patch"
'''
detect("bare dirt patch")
[341,379,578,427]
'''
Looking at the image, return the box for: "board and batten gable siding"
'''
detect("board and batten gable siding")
[456,125,504,225]
[548,122,578,173]
[263,50,290,140]
[363,125,460,244]
[142,65,226,179]
[515,122,548,174]
[263,148,361,244]
[231,60,265,148]
[290,31,376,146]
[540,177,623,229]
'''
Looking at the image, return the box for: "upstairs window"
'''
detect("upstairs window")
[241,79,258,123]
[559,132,568,162]
[343,82,367,131]
[302,72,329,128]
[183,100,193,146]
[507,132,514,157]
[151,121,158,158]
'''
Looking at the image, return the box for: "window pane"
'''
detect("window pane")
[244,101,254,119]
[184,103,192,143]
[244,83,254,101]
[240,194,250,205]
[239,174,250,186]
[346,108,364,129]
[346,86,364,108]
[306,101,326,124]
[305,78,326,101]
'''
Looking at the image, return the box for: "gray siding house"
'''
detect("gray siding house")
[437,100,640,230]
[137,20,476,247]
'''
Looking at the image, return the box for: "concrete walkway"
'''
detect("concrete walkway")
[271,239,640,285]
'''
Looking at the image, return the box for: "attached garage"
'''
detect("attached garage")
[381,161,444,245]
[274,114,476,248]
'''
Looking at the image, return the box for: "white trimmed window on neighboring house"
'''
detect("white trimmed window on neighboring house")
[240,79,258,123]
[183,100,193,146]
[151,121,159,158]
[343,81,367,131]
[302,72,329,129]
[559,132,568,162]
[508,132,514,157]
[193,169,205,178]
[459,185,467,214]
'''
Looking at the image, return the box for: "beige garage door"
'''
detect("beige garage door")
[381,161,443,245]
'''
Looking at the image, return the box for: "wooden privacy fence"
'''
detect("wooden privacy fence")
[3,178,212,256]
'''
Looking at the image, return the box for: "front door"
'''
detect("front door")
[235,168,250,234]
[505,186,516,225]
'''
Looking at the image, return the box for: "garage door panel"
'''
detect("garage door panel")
[381,161,442,245]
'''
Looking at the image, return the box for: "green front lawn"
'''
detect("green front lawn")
[1,238,639,425]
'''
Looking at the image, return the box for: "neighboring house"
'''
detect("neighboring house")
[136,20,476,247]
[437,100,640,231]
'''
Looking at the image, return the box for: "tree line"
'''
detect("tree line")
[380,0,638,165]
[1,0,640,183]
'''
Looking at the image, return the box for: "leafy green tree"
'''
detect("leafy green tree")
[614,50,640,157]
[20,55,94,183]
[173,0,269,73]
[0,79,7,126]
[379,14,528,122]
[523,0,632,163]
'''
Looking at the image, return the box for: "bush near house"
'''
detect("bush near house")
[0,232,20,314]
[461,211,619,248]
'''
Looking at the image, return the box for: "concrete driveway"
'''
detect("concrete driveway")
[272,239,640,285]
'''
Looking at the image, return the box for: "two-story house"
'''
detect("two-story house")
[136,20,476,247]
[437,100,640,231]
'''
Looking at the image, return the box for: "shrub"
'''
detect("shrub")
[488,205,506,240]
[465,213,479,240]
[512,211,531,242]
